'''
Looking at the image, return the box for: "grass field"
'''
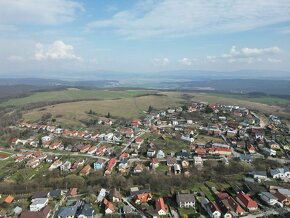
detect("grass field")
[24,93,184,126]
[0,89,156,107]
[9,89,289,126]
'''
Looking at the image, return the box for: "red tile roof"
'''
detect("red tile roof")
[236,192,258,209]
[155,197,168,212]
[4,195,14,203]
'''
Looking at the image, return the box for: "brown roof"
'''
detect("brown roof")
[20,205,50,218]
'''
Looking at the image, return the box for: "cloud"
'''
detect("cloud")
[221,46,282,63]
[86,0,290,39]
[267,58,282,63]
[179,58,192,66]
[0,0,83,26]
[34,40,82,61]
[153,57,169,66]
[206,56,217,63]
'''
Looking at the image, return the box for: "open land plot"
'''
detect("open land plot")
[0,89,156,107]
[23,94,184,125]
[16,90,290,126]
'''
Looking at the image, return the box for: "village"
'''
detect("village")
[0,101,290,218]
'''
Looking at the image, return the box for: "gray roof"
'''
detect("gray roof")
[31,198,48,206]
[176,193,195,203]
[278,188,290,196]
[250,171,267,177]
[260,192,278,200]
[57,205,78,218]
[79,203,94,217]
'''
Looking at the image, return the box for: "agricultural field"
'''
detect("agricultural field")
[0,88,156,107]
[23,93,184,126]
[206,92,290,107]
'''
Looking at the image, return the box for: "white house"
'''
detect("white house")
[194,156,203,166]
[201,198,221,218]
[30,198,48,212]
[270,167,290,179]
[176,193,195,208]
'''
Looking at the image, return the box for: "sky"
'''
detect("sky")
[1,0,290,75]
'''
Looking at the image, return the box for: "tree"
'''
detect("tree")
[106,112,111,118]
[148,105,154,113]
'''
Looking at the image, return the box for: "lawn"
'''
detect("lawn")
[0,89,156,107]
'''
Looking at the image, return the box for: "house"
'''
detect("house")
[49,142,62,150]
[4,195,14,204]
[195,147,207,156]
[174,164,181,174]
[26,158,41,168]
[131,119,142,127]
[80,144,91,153]
[193,156,203,166]
[249,171,268,181]
[110,189,122,202]
[175,150,190,159]
[181,159,190,169]
[270,167,290,179]
[13,206,23,216]
[156,150,165,159]
[119,152,130,160]
[217,192,244,216]
[133,163,144,174]
[68,188,78,197]
[263,147,276,156]
[259,192,278,206]
[57,201,81,218]
[166,157,177,166]
[176,193,195,208]
[181,135,194,143]
[103,198,115,214]
[277,188,290,198]
[273,192,290,206]
[96,146,107,156]
[78,203,95,218]
[247,144,256,153]
[239,154,253,163]
[155,197,168,216]
[20,205,51,218]
[93,159,105,170]
[135,192,153,204]
[49,159,63,171]
[236,192,258,211]
[88,145,97,155]
[135,137,144,145]
[118,162,128,174]
[30,198,49,212]
[80,164,91,176]
[31,192,48,199]
[97,189,107,203]
[49,189,63,199]
[150,158,160,169]
[208,147,232,156]
[104,158,117,176]
[201,198,221,218]
[105,133,114,141]
[60,161,71,171]
[147,149,156,157]
[71,159,84,171]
